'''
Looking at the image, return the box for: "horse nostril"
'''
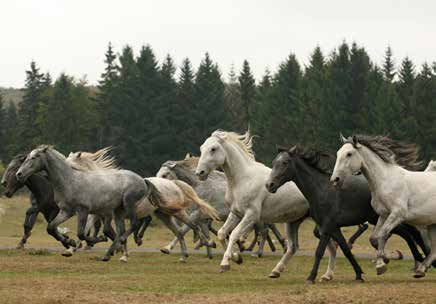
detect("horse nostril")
[197,170,205,176]
[16,172,22,178]
[334,177,340,182]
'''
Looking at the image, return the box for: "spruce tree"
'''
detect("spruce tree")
[397,57,417,139]
[223,64,242,130]
[18,61,45,150]
[383,46,396,82]
[238,60,256,129]
[4,102,19,160]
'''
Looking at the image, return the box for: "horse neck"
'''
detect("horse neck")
[43,150,75,194]
[221,141,253,186]
[293,159,330,206]
[173,166,199,187]
[26,174,50,199]
[359,145,392,193]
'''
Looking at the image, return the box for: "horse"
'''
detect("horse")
[331,134,436,278]
[157,154,286,258]
[15,145,155,261]
[1,153,107,250]
[195,130,318,276]
[425,160,436,172]
[266,145,429,282]
[66,148,219,262]
[67,149,152,249]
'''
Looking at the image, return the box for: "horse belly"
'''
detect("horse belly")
[135,199,157,218]
[261,189,308,223]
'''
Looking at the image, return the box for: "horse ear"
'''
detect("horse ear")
[77,152,82,158]
[288,145,297,155]
[19,154,27,161]
[352,135,362,148]
[168,162,176,169]
[339,133,347,143]
[184,153,192,160]
[41,146,49,153]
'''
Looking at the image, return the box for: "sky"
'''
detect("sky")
[1,0,435,88]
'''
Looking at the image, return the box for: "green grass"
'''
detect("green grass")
[0,195,435,303]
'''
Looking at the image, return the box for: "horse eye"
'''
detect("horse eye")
[211,148,216,153]
[346,152,352,157]
[162,174,167,178]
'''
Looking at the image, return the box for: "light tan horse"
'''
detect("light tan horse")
[67,148,219,262]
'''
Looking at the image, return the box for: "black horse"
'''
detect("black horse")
[266,145,428,283]
[2,153,151,250]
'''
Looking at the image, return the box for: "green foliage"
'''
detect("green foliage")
[4,41,436,172]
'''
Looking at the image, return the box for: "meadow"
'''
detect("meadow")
[0,195,435,304]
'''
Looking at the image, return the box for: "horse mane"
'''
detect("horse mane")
[67,147,119,171]
[289,145,335,175]
[346,134,422,171]
[211,129,255,160]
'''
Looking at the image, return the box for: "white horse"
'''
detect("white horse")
[195,130,321,278]
[331,134,436,277]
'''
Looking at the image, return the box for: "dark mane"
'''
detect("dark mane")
[289,145,335,175]
[346,134,422,171]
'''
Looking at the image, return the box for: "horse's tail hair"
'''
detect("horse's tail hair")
[144,178,165,208]
[173,180,220,221]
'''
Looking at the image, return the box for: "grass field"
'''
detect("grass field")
[0,195,435,303]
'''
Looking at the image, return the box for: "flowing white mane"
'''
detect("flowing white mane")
[67,147,119,172]
[211,130,255,160]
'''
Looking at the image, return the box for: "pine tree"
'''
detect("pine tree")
[18,61,45,150]
[4,102,19,160]
[396,57,417,139]
[193,53,227,146]
[176,58,197,153]
[382,46,396,82]
[238,60,256,129]
[224,64,242,131]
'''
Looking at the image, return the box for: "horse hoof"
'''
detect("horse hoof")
[209,240,217,248]
[179,257,187,263]
[160,248,170,255]
[269,271,280,278]
[62,251,73,257]
[101,256,110,262]
[135,239,143,246]
[376,264,387,275]
[84,245,92,251]
[413,270,426,278]
[119,256,128,263]
[251,252,262,258]
[355,277,365,283]
[320,274,333,282]
[306,279,315,284]
[219,265,230,273]
[16,244,24,250]
[207,255,213,260]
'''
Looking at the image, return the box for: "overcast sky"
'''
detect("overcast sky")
[1,0,435,88]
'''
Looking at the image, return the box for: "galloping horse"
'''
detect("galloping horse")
[331,134,436,277]
[195,130,319,277]
[266,145,428,282]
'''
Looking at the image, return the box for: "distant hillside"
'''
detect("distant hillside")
[0,87,24,107]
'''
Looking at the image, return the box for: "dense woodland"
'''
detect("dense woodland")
[0,41,435,175]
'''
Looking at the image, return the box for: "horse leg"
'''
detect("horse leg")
[161,223,191,254]
[391,225,424,270]
[374,212,404,275]
[245,225,259,252]
[173,210,215,248]
[134,215,152,246]
[200,221,213,259]
[217,212,241,251]
[102,216,116,241]
[46,209,76,256]
[331,229,364,281]
[348,223,368,249]
[306,232,331,283]
[155,210,189,262]
[269,223,287,252]
[17,205,39,249]
[320,240,337,282]
[269,220,302,278]
[77,209,101,246]
[253,223,268,257]
[414,225,436,278]
[219,212,256,272]
[101,209,125,261]
[266,229,276,252]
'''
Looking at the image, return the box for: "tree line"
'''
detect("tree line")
[0,41,435,175]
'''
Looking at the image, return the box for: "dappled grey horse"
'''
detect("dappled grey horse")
[15,145,149,261]
[1,153,110,250]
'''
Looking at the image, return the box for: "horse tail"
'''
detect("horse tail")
[144,178,165,208]
[173,180,220,221]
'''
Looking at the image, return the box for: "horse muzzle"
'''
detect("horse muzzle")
[265,181,278,193]
[195,169,209,181]
[330,176,344,189]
